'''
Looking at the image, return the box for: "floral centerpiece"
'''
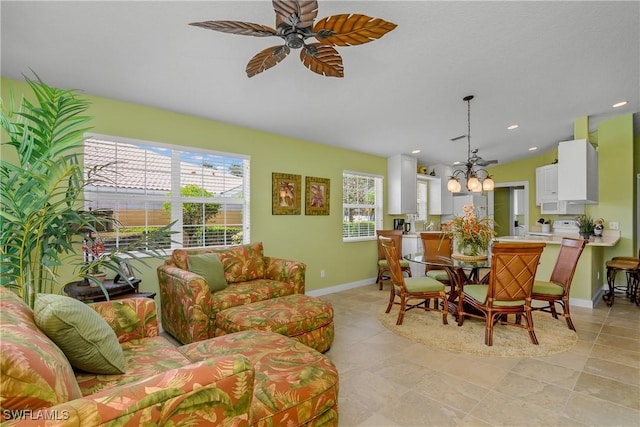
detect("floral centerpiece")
[442,204,496,260]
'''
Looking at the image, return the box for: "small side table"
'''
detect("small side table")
[64,279,155,302]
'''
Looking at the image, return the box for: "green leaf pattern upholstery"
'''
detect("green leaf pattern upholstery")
[158,242,307,344]
[0,287,339,426]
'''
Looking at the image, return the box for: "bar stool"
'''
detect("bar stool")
[604,252,640,306]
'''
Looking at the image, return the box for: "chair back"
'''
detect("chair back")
[379,236,406,289]
[420,232,452,263]
[376,229,404,261]
[549,238,587,292]
[487,242,546,305]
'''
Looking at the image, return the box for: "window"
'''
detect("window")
[342,171,383,241]
[83,135,250,251]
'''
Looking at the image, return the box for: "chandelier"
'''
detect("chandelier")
[447,95,495,193]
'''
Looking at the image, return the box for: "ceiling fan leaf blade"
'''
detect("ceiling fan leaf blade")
[246,45,291,77]
[300,43,344,77]
[313,14,397,46]
[189,21,277,37]
[273,0,318,28]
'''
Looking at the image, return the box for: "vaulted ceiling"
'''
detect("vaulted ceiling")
[2,1,638,168]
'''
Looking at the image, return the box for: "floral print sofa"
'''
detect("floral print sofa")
[157,242,306,344]
[0,287,339,426]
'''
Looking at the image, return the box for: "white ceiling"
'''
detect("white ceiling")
[2,1,638,167]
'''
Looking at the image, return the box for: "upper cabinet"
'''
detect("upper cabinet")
[535,164,558,205]
[388,154,417,214]
[428,164,454,215]
[557,139,598,204]
[536,163,584,214]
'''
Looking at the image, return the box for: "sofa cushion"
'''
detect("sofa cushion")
[217,242,266,284]
[209,279,297,317]
[187,252,228,292]
[34,293,125,374]
[0,287,83,411]
[75,336,190,396]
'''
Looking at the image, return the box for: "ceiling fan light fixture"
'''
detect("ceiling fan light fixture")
[447,95,496,193]
[447,177,462,193]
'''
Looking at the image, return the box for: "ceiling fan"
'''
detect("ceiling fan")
[469,148,498,167]
[189,0,397,78]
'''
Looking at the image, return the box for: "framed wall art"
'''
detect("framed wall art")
[272,172,301,215]
[305,176,330,215]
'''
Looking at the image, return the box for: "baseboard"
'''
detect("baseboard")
[306,278,605,310]
[305,278,376,297]
[570,286,605,309]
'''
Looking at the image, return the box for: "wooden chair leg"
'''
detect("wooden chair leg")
[524,310,539,345]
[485,314,495,346]
[385,285,395,313]
[561,297,576,331]
[396,295,407,325]
[549,301,559,319]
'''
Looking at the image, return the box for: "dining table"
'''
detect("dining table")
[403,253,490,316]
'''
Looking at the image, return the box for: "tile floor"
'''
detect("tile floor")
[320,284,640,427]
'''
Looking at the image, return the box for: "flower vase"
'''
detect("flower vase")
[453,239,488,261]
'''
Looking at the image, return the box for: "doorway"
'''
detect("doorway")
[487,181,529,237]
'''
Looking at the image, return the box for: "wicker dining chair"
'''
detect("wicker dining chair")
[531,237,587,330]
[420,232,453,285]
[379,236,448,326]
[376,229,412,290]
[457,242,545,346]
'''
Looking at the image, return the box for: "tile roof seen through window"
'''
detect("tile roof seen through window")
[84,138,243,197]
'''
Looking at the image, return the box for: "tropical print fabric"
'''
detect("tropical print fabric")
[75,336,191,396]
[0,287,83,411]
[180,330,340,427]
[214,294,335,353]
[157,242,306,344]
[88,297,159,342]
[4,356,255,426]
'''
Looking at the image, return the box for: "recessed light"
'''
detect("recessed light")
[613,101,628,108]
[528,147,538,151]
[453,161,463,165]
[507,124,519,130]
[411,149,421,154]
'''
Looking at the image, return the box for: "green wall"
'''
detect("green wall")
[1,77,389,297]
[489,113,636,264]
[2,76,636,300]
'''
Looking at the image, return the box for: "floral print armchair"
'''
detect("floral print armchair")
[157,242,306,344]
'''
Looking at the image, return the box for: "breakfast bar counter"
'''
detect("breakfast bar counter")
[494,230,620,247]
[495,231,620,308]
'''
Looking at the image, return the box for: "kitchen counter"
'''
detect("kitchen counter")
[495,230,620,247]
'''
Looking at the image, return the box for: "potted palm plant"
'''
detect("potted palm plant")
[1,73,171,306]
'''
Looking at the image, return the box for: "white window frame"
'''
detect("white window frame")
[342,171,383,242]
[83,134,250,251]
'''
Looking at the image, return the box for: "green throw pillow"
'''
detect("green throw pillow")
[188,252,228,292]
[34,293,125,375]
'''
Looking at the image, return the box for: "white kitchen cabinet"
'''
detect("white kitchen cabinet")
[536,164,558,204]
[558,139,598,203]
[402,235,423,277]
[536,163,584,214]
[540,200,584,215]
[428,164,453,215]
[388,154,417,214]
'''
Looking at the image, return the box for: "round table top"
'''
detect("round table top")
[404,253,490,270]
